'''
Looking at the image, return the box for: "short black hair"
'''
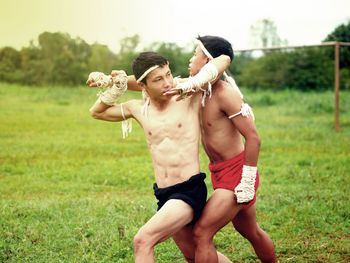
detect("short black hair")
[132,52,169,84]
[197,35,234,61]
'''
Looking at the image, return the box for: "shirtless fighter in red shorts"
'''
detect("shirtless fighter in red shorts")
[167,35,277,263]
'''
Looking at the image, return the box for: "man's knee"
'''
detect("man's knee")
[133,229,153,252]
[193,223,212,245]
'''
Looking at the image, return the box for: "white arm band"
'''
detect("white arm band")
[228,103,255,121]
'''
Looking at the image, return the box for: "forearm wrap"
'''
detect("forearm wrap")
[234,165,257,203]
[177,63,218,94]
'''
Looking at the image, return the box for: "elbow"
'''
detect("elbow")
[255,134,261,149]
[225,55,231,66]
[221,54,231,68]
[247,132,261,149]
[89,108,100,119]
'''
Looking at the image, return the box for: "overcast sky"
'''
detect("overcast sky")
[1,0,349,52]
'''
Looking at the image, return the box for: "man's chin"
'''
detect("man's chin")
[189,68,198,77]
[188,68,192,76]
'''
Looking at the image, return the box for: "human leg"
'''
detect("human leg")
[133,199,194,263]
[172,226,196,263]
[172,226,232,263]
[193,189,241,263]
[217,252,233,263]
[232,204,277,263]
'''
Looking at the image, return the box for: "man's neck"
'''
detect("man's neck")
[150,97,171,111]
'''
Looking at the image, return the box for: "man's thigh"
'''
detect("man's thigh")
[195,189,241,235]
[139,199,194,244]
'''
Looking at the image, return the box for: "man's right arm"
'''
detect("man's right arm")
[164,55,231,96]
[89,100,132,122]
[87,70,133,122]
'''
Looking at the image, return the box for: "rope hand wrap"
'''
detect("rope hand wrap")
[87,71,131,138]
[87,71,128,106]
[235,165,257,203]
[88,72,112,88]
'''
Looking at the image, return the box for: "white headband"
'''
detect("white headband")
[136,65,160,82]
[196,38,244,99]
[195,39,214,60]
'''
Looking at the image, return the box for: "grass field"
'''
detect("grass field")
[0,83,349,262]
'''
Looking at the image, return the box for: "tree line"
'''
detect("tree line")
[0,21,349,91]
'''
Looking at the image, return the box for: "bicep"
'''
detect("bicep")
[219,87,243,118]
[231,114,257,138]
[94,103,132,122]
[219,88,258,135]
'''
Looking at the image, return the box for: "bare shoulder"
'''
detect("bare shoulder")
[122,99,143,112]
[213,80,243,113]
[189,90,202,109]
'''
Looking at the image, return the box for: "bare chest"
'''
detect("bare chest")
[201,97,224,129]
[141,106,198,146]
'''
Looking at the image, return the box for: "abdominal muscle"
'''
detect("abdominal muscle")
[149,137,200,188]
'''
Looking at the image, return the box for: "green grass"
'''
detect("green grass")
[0,83,349,262]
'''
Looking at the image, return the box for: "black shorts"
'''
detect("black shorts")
[153,173,207,224]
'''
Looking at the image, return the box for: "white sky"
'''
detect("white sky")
[0,0,349,52]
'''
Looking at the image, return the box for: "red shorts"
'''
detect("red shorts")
[209,151,260,209]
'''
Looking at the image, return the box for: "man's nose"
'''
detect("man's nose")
[164,78,171,87]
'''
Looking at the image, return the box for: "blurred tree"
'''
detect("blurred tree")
[113,34,140,74]
[239,51,290,90]
[20,43,48,85]
[324,21,350,68]
[0,47,22,83]
[87,43,116,74]
[229,53,254,85]
[238,47,333,91]
[37,32,91,85]
[286,47,333,90]
[324,21,350,89]
[150,42,192,78]
[2,21,345,89]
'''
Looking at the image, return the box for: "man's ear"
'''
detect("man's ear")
[138,82,146,90]
[139,82,150,97]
